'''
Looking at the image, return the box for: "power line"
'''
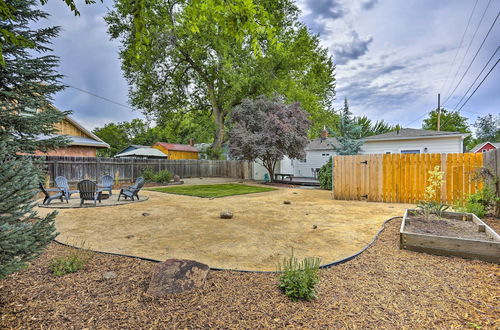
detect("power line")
[439,0,479,94]
[452,46,499,110]
[405,112,430,127]
[457,58,499,112]
[440,58,498,128]
[443,5,499,105]
[66,85,137,111]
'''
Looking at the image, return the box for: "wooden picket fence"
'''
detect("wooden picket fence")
[38,156,253,185]
[332,151,491,204]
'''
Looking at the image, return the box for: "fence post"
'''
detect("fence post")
[96,157,100,182]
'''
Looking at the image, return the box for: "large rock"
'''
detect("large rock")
[147,259,209,296]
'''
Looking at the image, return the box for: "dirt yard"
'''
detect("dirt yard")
[37,185,411,271]
[1,219,498,329]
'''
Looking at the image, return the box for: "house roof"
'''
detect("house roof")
[116,144,150,155]
[68,136,109,148]
[363,128,469,142]
[154,142,198,153]
[63,116,109,148]
[305,137,341,151]
[115,147,167,158]
[469,141,500,153]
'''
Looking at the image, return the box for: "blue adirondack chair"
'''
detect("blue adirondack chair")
[55,176,79,203]
[118,177,145,201]
[77,180,102,206]
[39,183,64,205]
[98,175,114,196]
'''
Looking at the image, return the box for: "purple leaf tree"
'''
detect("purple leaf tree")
[229,96,310,181]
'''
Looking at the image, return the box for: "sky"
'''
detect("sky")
[38,0,499,132]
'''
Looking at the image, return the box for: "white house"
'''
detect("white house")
[360,128,469,155]
[252,128,469,180]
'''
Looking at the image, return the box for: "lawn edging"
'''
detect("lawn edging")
[53,216,403,273]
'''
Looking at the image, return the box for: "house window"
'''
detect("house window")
[482,149,487,152]
[299,156,306,163]
[385,151,391,154]
[400,149,420,154]
[322,153,330,157]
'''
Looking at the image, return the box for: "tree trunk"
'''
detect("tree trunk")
[262,158,277,182]
[207,83,225,150]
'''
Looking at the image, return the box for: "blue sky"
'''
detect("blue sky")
[40,0,499,132]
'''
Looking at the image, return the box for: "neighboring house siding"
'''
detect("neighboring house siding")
[35,146,97,157]
[360,137,463,154]
[475,143,497,153]
[294,150,333,177]
[168,150,198,160]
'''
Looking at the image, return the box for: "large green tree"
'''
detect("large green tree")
[106,0,336,148]
[473,114,499,142]
[422,108,472,149]
[0,0,68,278]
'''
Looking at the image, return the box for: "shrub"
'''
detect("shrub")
[277,252,321,301]
[142,168,173,184]
[454,187,495,218]
[142,168,157,182]
[49,243,94,276]
[318,157,332,190]
[155,170,173,184]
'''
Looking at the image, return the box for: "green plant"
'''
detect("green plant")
[142,168,173,184]
[454,187,496,218]
[417,166,448,220]
[49,242,94,276]
[318,157,332,190]
[277,251,321,301]
[155,169,173,184]
[142,168,156,182]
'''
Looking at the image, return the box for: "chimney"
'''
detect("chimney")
[321,126,328,140]
[188,138,194,146]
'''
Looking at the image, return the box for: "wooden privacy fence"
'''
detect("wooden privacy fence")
[332,151,496,204]
[39,156,253,185]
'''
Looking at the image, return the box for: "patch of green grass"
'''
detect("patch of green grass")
[147,183,276,198]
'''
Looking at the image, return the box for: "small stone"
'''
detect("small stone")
[142,212,150,217]
[173,175,181,182]
[220,211,233,219]
[209,197,215,200]
[283,200,291,205]
[293,192,298,194]
[102,271,117,280]
[313,225,317,229]
[126,234,135,239]
[147,259,209,296]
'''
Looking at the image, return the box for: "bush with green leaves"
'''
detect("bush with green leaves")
[142,168,173,184]
[318,157,333,190]
[277,252,321,301]
[454,187,495,218]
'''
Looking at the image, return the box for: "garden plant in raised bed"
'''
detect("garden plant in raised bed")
[401,167,500,262]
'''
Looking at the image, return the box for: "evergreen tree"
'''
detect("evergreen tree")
[0,0,68,278]
[333,98,363,155]
[473,114,499,142]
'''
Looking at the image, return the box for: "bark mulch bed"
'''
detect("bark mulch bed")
[404,214,494,241]
[1,219,498,329]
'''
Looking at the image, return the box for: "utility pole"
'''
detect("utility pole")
[437,93,441,131]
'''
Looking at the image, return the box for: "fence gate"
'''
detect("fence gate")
[333,154,383,201]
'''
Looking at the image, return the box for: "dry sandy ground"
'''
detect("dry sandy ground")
[37,185,411,271]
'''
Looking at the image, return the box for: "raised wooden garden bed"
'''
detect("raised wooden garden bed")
[400,210,500,263]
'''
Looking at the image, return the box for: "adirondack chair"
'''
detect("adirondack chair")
[39,183,64,205]
[118,177,145,201]
[77,180,102,206]
[55,176,79,203]
[98,175,114,196]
